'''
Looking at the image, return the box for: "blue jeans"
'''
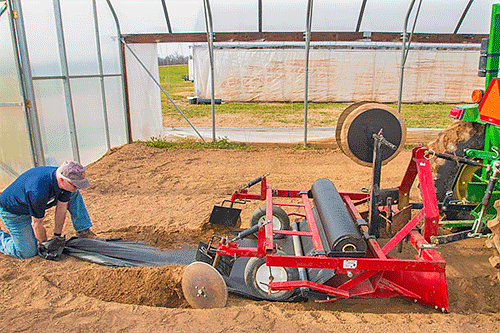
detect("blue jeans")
[0,190,92,259]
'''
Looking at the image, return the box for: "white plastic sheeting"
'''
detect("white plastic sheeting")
[0,4,34,189]
[110,0,492,34]
[125,44,163,141]
[193,44,485,103]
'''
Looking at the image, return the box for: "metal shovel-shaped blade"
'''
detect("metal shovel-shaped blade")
[209,205,241,227]
[182,262,228,309]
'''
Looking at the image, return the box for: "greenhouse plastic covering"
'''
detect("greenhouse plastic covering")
[0,0,496,189]
[192,44,485,103]
[110,0,491,34]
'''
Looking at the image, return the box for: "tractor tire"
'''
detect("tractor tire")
[249,205,290,239]
[244,250,299,301]
[427,120,485,204]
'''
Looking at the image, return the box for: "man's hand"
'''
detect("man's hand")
[44,236,66,251]
[38,236,66,261]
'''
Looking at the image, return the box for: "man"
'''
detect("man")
[0,160,98,259]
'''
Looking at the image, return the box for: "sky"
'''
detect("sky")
[158,43,192,58]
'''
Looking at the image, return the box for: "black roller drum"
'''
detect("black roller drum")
[311,178,366,257]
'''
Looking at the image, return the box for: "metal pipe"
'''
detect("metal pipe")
[356,0,368,32]
[397,0,420,114]
[160,0,172,33]
[32,73,122,80]
[92,0,111,151]
[258,0,262,33]
[0,1,7,17]
[403,0,423,66]
[121,39,206,143]
[9,0,45,166]
[291,222,309,282]
[0,161,19,178]
[53,0,80,162]
[104,0,132,144]
[198,41,480,51]
[454,0,475,34]
[203,0,216,142]
[303,0,313,147]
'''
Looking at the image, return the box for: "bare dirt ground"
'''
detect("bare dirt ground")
[1,143,500,332]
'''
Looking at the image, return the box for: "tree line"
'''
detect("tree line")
[158,54,189,66]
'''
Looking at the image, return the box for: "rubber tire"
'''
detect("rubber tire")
[249,205,290,239]
[428,121,485,202]
[244,250,299,301]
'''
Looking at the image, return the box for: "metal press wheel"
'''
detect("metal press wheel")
[249,205,290,239]
[243,250,299,301]
[336,102,407,167]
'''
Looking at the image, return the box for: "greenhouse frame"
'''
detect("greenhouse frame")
[0,0,493,189]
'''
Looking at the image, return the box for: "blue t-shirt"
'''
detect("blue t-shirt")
[0,167,71,218]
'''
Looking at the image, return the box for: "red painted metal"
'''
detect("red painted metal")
[265,186,275,254]
[213,158,449,311]
[270,280,350,298]
[449,107,465,120]
[300,193,325,253]
[382,210,424,255]
[265,254,445,273]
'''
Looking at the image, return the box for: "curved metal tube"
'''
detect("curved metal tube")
[203,0,216,142]
[397,0,423,114]
[303,0,313,147]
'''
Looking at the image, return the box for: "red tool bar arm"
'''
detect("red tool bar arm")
[414,149,440,241]
[233,189,302,201]
[399,146,420,196]
[270,280,350,298]
[264,185,274,253]
[266,255,446,273]
[273,230,312,237]
[342,194,387,259]
[338,192,370,201]
[337,270,380,291]
[382,209,424,255]
[300,192,325,253]
[409,231,446,262]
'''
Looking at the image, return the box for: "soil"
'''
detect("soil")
[1,143,500,332]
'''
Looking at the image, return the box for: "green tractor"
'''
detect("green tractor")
[428,3,500,241]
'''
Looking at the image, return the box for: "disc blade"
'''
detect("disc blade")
[182,262,228,309]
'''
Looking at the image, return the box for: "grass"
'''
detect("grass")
[137,137,250,150]
[159,64,457,129]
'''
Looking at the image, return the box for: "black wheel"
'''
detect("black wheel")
[249,205,290,239]
[244,250,299,301]
[336,102,406,167]
[428,121,485,201]
[335,101,375,155]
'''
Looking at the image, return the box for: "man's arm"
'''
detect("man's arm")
[54,200,68,235]
[31,217,47,243]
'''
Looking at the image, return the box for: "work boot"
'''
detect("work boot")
[76,228,98,239]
